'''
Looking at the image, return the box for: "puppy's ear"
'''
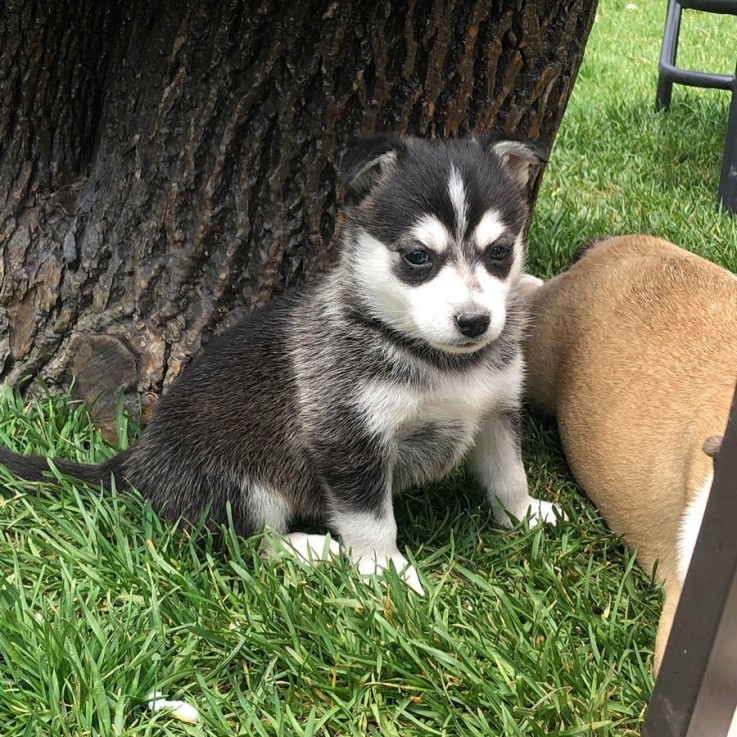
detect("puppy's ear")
[478,132,547,190]
[339,135,404,201]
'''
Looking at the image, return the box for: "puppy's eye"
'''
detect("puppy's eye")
[404,248,432,267]
[486,244,511,261]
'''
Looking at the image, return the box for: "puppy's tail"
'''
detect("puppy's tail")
[0,445,124,488]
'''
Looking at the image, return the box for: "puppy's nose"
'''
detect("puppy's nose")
[455,312,490,338]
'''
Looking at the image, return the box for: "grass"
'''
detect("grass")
[0,387,657,736]
[1,1,737,734]
[529,0,737,276]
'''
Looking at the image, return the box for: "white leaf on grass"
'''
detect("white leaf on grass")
[146,691,199,724]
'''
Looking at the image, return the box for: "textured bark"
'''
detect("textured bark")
[0,0,598,439]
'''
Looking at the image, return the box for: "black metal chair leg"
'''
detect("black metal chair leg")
[718,73,737,213]
[656,0,683,112]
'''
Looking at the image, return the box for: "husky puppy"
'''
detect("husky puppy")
[523,234,737,670]
[0,134,562,594]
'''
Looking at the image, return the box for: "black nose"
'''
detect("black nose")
[455,312,490,338]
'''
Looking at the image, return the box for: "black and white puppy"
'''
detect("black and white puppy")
[0,134,563,594]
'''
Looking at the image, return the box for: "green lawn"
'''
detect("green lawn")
[2,1,737,735]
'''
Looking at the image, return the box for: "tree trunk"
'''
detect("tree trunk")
[0,0,598,439]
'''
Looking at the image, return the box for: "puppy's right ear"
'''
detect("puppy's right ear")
[339,135,403,202]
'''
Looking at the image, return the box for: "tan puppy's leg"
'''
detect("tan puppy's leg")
[654,580,682,675]
[655,439,722,671]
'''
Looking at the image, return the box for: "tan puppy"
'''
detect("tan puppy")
[524,234,737,673]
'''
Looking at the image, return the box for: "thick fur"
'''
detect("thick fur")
[0,135,561,592]
[524,234,737,671]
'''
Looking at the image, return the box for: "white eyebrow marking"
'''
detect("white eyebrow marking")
[447,165,468,240]
[409,213,452,252]
[473,209,506,248]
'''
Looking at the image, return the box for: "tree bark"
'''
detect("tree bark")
[0,0,598,439]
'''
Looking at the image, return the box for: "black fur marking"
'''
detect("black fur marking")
[501,408,522,453]
[360,138,528,249]
[391,248,449,286]
[481,247,514,281]
[342,304,521,375]
[393,422,467,492]
[570,236,611,265]
[308,405,389,514]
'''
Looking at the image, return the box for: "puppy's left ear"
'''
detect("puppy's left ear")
[478,132,548,190]
[339,135,405,202]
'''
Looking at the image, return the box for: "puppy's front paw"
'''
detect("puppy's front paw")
[527,499,566,528]
[262,531,341,564]
[356,552,425,596]
[493,498,566,529]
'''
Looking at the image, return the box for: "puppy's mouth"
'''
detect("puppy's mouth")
[427,334,493,355]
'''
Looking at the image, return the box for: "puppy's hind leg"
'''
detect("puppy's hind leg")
[248,482,341,566]
[468,409,564,528]
[262,531,341,564]
[653,579,681,675]
[247,481,304,560]
[246,481,292,534]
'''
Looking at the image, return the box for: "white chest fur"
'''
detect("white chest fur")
[355,354,524,492]
[356,354,523,460]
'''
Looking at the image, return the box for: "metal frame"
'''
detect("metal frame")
[643,386,737,736]
[655,0,737,213]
